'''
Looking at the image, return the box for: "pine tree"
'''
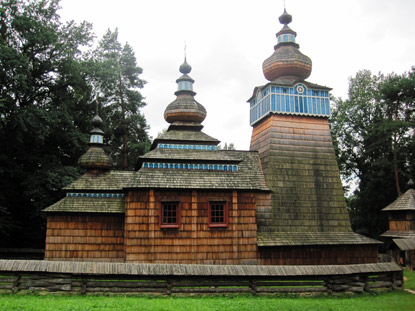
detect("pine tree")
[91,29,150,169]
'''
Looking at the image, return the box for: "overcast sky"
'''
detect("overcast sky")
[59,0,415,150]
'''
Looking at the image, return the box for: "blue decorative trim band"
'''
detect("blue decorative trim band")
[158,144,217,150]
[250,83,330,125]
[143,162,238,172]
[66,193,124,198]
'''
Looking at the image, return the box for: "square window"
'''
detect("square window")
[208,202,228,228]
[160,202,180,229]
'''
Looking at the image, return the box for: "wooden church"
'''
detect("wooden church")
[43,9,380,265]
[381,180,415,270]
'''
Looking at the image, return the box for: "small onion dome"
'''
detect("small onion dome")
[78,114,113,171]
[164,94,206,124]
[262,9,312,81]
[78,146,113,170]
[91,114,103,127]
[179,59,192,74]
[279,9,292,25]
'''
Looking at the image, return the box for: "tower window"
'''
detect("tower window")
[209,202,228,228]
[160,202,180,228]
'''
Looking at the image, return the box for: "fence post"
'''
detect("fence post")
[12,274,20,294]
[166,279,172,295]
[249,279,257,295]
[392,271,403,290]
[81,276,87,295]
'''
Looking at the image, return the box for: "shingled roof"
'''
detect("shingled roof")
[257,232,381,246]
[43,197,124,213]
[153,129,220,146]
[43,170,132,214]
[393,238,415,251]
[381,230,415,239]
[64,171,134,191]
[382,188,415,211]
[127,150,269,191]
[140,149,243,162]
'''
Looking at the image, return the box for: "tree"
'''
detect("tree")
[218,142,236,150]
[330,68,415,238]
[378,69,415,195]
[0,0,152,248]
[91,29,150,169]
[0,0,93,247]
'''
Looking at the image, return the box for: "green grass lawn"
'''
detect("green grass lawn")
[1,270,414,311]
[0,292,414,311]
[404,270,415,290]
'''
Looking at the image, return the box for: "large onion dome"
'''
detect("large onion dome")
[164,58,207,125]
[262,9,312,81]
[78,114,113,171]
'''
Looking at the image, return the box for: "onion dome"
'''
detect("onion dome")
[78,114,113,171]
[262,9,312,81]
[179,59,192,74]
[164,58,207,125]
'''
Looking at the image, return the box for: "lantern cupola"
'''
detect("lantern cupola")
[78,113,113,171]
[164,58,207,125]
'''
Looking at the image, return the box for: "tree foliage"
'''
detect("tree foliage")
[330,68,415,238]
[90,29,150,169]
[218,142,236,150]
[0,0,150,247]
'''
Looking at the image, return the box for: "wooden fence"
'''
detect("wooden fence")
[0,260,403,295]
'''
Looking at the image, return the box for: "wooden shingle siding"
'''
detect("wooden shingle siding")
[252,115,353,235]
[45,215,124,262]
[258,244,378,265]
[124,190,258,264]
[251,115,364,238]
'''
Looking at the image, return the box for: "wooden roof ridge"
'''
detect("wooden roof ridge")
[0,260,401,276]
[382,188,415,211]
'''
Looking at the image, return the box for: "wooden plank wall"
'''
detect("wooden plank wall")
[258,244,379,265]
[124,190,258,264]
[45,215,124,262]
[389,211,415,231]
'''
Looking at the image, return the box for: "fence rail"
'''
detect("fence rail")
[0,260,403,295]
